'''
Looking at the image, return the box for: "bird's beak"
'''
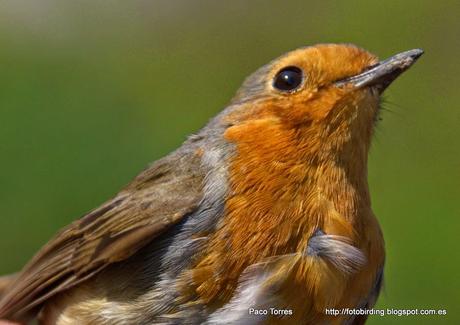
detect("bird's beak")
[335,49,424,92]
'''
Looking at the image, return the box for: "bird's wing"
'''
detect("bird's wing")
[0,275,16,300]
[0,148,204,319]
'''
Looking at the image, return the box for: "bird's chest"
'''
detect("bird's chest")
[180,192,385,324]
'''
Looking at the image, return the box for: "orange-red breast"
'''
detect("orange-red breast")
[0,44,422,325]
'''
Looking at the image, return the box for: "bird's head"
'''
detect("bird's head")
[192,44,423,274]
[222,44,422,167]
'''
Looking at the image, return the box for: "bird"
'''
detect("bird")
[0,43,422,325]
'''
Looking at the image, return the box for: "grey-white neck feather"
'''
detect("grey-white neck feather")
[132,116,236,324]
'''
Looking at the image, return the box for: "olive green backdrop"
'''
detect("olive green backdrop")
[0,1,458,324]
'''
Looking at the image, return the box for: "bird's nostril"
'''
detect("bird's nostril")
[361,63,379,73]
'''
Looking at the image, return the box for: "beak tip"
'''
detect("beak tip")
[392,48,424,71]
[406,48,424,63]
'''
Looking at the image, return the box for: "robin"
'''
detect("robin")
[0,44,422,325]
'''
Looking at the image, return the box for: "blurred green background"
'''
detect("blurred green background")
[0,1,458,324]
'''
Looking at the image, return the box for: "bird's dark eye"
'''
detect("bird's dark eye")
[273,66,303,91]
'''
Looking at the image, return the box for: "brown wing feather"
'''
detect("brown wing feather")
[0,147,204,319]
[0,275,16,299]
